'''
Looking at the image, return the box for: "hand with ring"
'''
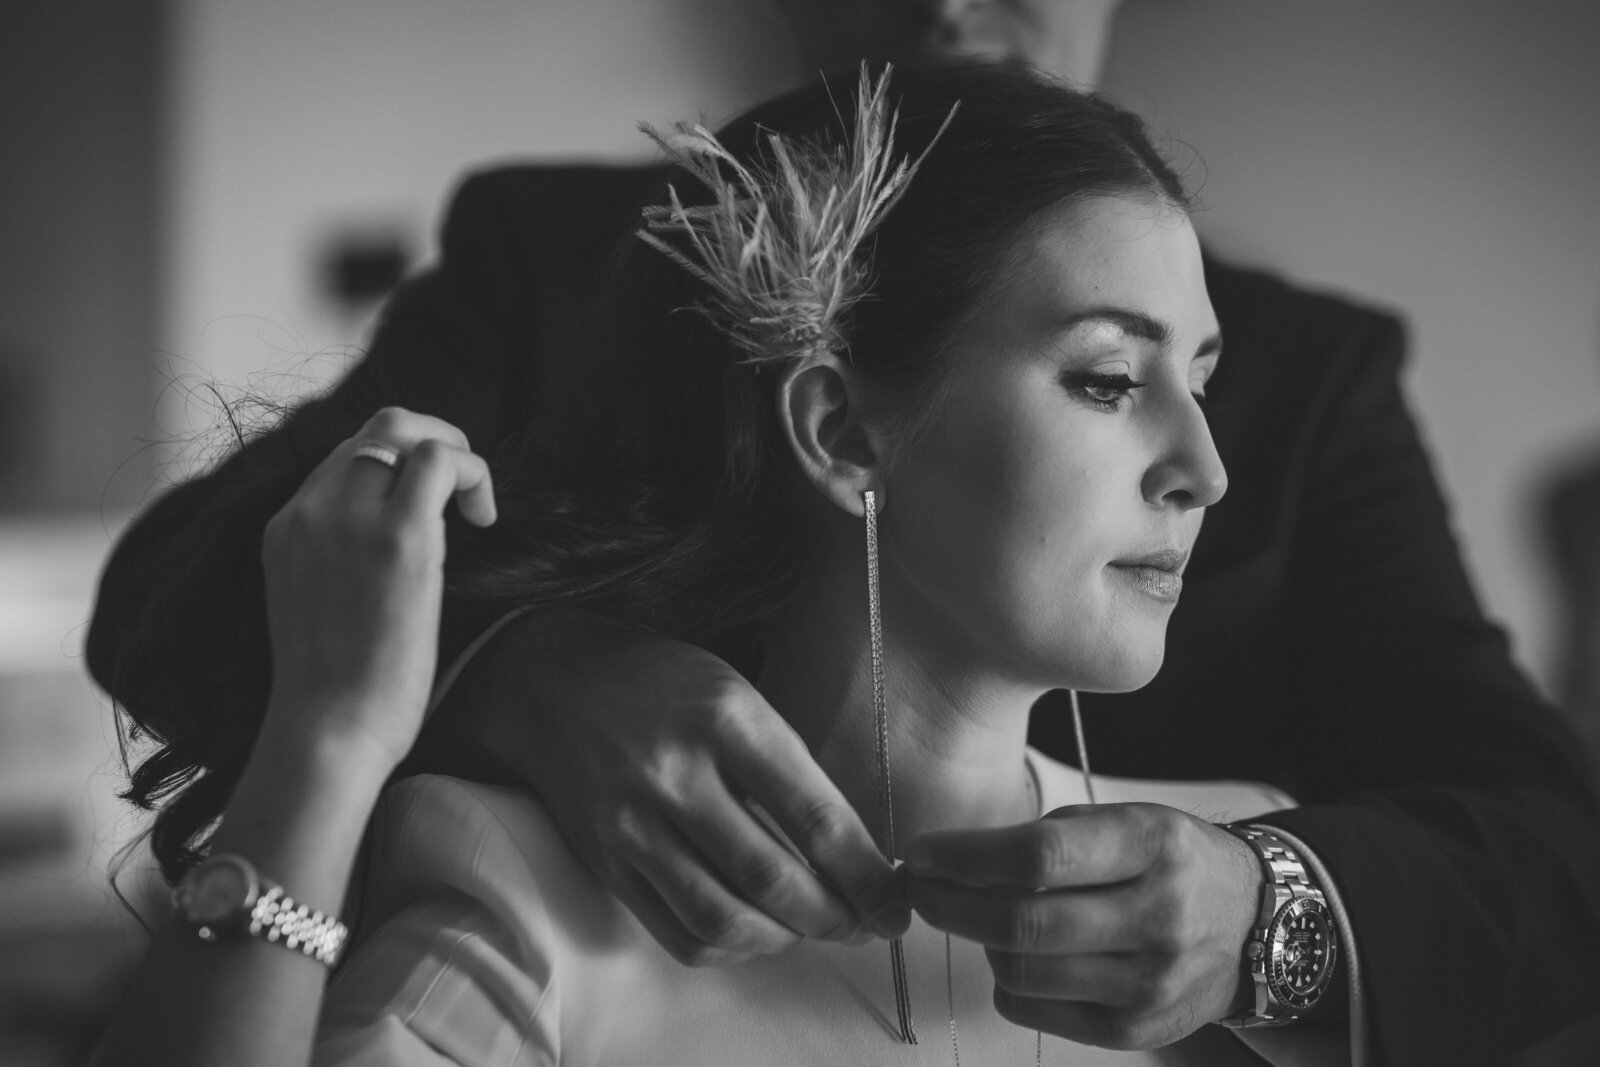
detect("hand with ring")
[260,406,497,773]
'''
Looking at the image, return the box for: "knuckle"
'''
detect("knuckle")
[1125,958,1182,1016]
[676,943,717,968]
[367,406,408,437]
[1097,1016,1150,1052]
[602,804,651,855]
[637,746,690,797]
[1089,1001,1168,1052]
[992,985,1029,1027]
[363,521,409,561]
[1030,824,1073,883]
[1140,902,1186,958]
[1149,969,1188,1015]
[261,512,289,553]
[410,436,450,465]
[790,799,850,855]
[268,502,323,552]
[700,679,757,734]
[731,853,796,908]
[375,521,437,566]
[1149,808,1193,866]
[1004,898,1048,951]
[988,950,1028,994]
[683,898,747,950]
[668,940,724,969]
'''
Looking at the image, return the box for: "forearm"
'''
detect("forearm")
[1259,777,1600,1064]
[91,709,394,1067]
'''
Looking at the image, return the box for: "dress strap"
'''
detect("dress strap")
[424,605,539,722]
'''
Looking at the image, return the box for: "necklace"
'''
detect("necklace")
[939,691,1093,1067]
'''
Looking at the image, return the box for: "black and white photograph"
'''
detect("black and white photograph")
[3,2,1599,1064]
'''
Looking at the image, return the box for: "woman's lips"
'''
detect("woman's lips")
[1109,563,1184,601]
[1108,549,1188,602]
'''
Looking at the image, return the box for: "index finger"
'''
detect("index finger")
[904,804,1164,889]
[387,438,497,528]
[722,714,908,938]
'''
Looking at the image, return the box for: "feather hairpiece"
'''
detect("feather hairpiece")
[636,65,958,366]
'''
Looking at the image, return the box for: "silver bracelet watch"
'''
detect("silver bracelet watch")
[173,853,349,968]
[1217,825,1340,1028]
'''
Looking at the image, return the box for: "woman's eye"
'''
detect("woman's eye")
[1065,372,1146,410]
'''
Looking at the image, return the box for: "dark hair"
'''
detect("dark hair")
[112,59,1191,883]
[446,59,1192,642]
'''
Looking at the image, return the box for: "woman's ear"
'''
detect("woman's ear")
[775,354,888,519]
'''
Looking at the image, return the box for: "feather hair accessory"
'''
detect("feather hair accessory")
[636,65,957,366]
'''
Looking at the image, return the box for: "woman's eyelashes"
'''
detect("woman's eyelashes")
[1061,371,1146,411]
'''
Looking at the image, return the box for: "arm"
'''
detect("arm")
[1252,315,1600,1063]
[433,610,909,960]
[90,162,901,957]
[91,410,497,1067]
[87,168,533,718]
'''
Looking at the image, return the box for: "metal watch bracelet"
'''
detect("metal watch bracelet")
[246,884,349,967]
[174,853,349,968]
[1218,824,1339,1029]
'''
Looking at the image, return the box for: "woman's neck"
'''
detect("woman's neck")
[756,567,1042,851]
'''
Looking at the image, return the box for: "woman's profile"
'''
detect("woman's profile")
[313,63,1332,1064]
[94,61,1354,1066]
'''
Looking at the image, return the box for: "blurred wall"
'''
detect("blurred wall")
[1103,0,1600,693]
[0,0,165,511]
[160,0,802,471]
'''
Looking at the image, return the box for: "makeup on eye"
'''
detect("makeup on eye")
[1045,309,1222,413]
[1059,369,1147,411]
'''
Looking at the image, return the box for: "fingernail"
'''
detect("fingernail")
[871,900,910,939]
[905,838,932,872]
[868,872,911,938]
[819,899,865,943]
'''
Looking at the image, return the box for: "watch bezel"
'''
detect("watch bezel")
[175,853,263,938]
[1263,895,1338,1011]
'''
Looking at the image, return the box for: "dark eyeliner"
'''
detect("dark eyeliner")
[1059,371,1147,410]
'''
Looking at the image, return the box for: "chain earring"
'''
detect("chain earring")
[864,489,916,1044]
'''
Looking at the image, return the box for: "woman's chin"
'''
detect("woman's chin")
[1066,643,1166,694]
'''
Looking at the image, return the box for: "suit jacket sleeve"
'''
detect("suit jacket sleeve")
[1254,317,1600,1064]
[1214,283,1600,1063]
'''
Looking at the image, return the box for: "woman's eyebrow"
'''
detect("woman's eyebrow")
[1060,307,1171,345]
[1061,307,1223,359]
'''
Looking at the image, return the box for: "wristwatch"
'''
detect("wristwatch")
[1217,825,1339,1028]
[173,853,349,967]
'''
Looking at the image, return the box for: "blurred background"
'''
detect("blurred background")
[3,0,1598,1063]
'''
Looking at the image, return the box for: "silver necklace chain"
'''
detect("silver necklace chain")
[945,697,1089,1067]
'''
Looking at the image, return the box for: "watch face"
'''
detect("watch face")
[181,856,256,926]
[1265,898,1337,1010]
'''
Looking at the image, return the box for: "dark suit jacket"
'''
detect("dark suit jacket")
[88,165,1600,1065]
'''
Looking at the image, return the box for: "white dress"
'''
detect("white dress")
[312,750,1354,1066]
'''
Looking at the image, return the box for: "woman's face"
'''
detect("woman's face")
[881,195,1224,694]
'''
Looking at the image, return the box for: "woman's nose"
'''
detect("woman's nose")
[1140,398,1228,511]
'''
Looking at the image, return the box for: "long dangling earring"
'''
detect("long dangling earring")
[864,489,916,1044]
